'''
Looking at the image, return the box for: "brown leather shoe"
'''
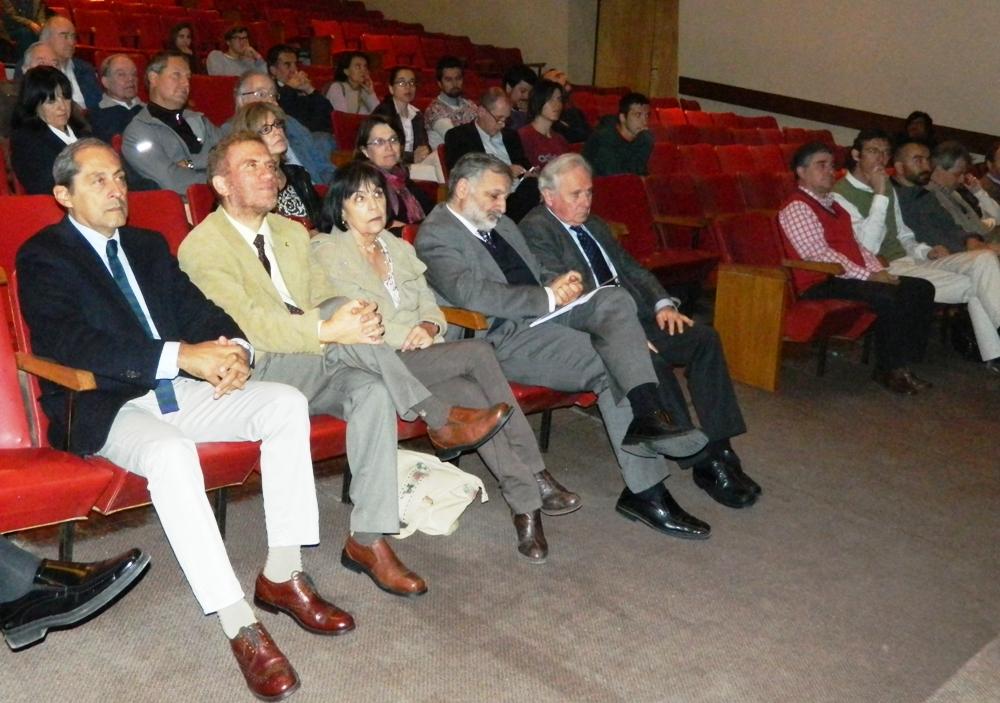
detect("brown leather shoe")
[513,510,548,564]
[427,403,513,460]
[874,368,920,395]
[535,469,582,516]
[229,622,300,702]
[341,537,428,597]
[253,572,355,636]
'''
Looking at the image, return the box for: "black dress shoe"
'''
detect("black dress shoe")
[622,410,708,459]
[535,469,582,516]
[1,548,150,650]
[692,459,757,509]
[714,448,762,496]
[873,368,920,395]
[615,484,710,540]
[513,510,548,563]
[906,369,933,390]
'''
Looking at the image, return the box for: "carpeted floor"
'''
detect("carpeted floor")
[2,340,997,703]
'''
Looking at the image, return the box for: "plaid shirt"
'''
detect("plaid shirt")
[778,186,884,279]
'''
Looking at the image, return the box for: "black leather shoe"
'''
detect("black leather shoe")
[714,448,762,496]
[535,470,582,516]
[622,410,708,459]
[615,484,710,539]
[906,369,933,390]
[513,510,548,563]
[692,459,757,508]
[1,548,150,650]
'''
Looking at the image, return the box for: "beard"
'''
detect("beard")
[463,199,503,231]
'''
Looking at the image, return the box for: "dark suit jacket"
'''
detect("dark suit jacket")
[372,96,428,164]
[73,57,102,111]
[10,122,90,194]
[16,217,244,454]
[520,204,670,326]
[277,82,334,135]
[444,120,530,172]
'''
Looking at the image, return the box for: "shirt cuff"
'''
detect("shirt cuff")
[231,338,255,366]
[543,286,556,312]
[653,298,677,313]
[156,341,180,380]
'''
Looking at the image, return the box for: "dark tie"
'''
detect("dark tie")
[476,229,538,287]
[253,234,304,315]
[476,229,497,250]
[571,225,615,286]
[106,240,179,414]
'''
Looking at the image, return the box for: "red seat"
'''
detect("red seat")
[0,196,64,274]
[678,144,722,175]
[188,74,237,126]
[715,144,756,173]
[592,174,718,286]
[779,143,801,169]
[684,110,714,128]
[783,127,809,144]
[332,111,367,152]
[74,9,130,48]
[694,126,732,145]
[710,112,741,128]
[758,128,785,145]
[128,190,191,254]
[664,124,700,145]
[743,115,779,129]
[695,173,748,219]
[749,144,788,173]
[738,171,796,211]
[647,142,684,175]
[643,173,708,249]
[656,107,687,126]
[186,183,218,226]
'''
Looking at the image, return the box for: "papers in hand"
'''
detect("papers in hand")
[529,285,616,327]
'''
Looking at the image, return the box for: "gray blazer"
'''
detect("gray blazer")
[416,203,555,340]
[519,204,671,325]
[122,106,221,195]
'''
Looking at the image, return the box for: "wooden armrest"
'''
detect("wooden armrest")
[781,259,844,275]
[440,306,488,330]
[606,221,629,239]
[16,353,97,392]
[653,214,710,229]
[331,150,354,167]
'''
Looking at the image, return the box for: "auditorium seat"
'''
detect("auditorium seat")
[656,107,687,126]
[664,124,700,145]
[695,173,749,219]
[738,171,796,211]
[684,110,714,128]
[749,144,789,173]
[647,142,684,175]
[128,190,190,254]
[678,143,722,175]
[189,74,238,126]
[758,128,785,145]
[730,128,765,145]
[695,125,732,145]
[715,144,757,174]
[643,173,708,248]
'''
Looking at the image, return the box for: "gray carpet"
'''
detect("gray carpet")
[2,343,997,703]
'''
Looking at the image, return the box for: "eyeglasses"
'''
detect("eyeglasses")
[862,146,892,157]
[366,136,400,148]
[241,89,276,100]
[393,79,417,87]
[487,110,509,126]
[257,120,285,135]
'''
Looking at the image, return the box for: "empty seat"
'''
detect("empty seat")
[678,144,722,175]
[657,107,687,126]
[749,144,789,173]
[738,171,796,211]
[715,144,756,174]
[647,142,684,175]
[684,110,714,128]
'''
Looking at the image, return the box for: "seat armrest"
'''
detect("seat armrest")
[781,259,844,275]
[606,221,629,239]
[440,306,488,331]
[16,353,97,392]
[653,214,710,229]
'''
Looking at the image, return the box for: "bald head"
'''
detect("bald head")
[41,16,77,62]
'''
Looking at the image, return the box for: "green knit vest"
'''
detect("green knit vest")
[833,177,905,260]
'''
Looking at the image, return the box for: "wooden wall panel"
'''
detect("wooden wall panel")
[594,0,677,97]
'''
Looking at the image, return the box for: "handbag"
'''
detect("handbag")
[394,449,488,539]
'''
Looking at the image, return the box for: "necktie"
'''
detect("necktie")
[476,229,497,250]
[253,234,304,315]
[106,240,179,414]
[571,225,615,286]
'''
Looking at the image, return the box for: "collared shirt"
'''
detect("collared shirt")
[547,208,675,313]
[832,171,930,261]
[70,215,180,379]
[99,95,144,110]
[475,123,511,164]
[47,123,77,146]
[394,99,418,152]
[446,204,556,311]
[778,186,883,280]
[221,209,301,313]
[60,58,85,108]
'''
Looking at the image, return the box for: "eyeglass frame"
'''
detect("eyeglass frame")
[240,89,277,100]
[366,136,401,148]
[256,119,286,136]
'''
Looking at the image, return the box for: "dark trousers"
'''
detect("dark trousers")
[801,276,936,371]
[0,537,41,602]
[644,322,748,468]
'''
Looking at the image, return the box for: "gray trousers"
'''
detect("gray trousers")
[0,537,41,602]
[255,342,436,534]
[488,287,669,493]
[397,339,543,514]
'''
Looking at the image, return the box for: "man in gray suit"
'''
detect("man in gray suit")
[416,153,715,540]
[521,153,760,509]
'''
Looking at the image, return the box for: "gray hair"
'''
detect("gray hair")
[52,138,118,189]
[38,16,71,43]
[447,153,513,200]
[234,70,274,105]
[144,50,186,88]
[21,42,44,71]
[99,53,134,78]
[538,153,592,193]
[479,86,508,111]
[931,140,971,172]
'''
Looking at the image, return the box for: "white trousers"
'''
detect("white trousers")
[97,379,319,614]
[889,250,1000,361]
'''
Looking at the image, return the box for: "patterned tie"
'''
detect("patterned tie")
[253,234,304,315]
[570,225,615,286]
[476,229,497,250]
[106,240,179,414]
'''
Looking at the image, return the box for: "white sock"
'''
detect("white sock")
[262,545,302,583]
[218,599,257,639]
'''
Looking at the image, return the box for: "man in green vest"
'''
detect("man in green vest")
[832,130,1000,373]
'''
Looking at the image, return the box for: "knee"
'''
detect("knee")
[460,338,496,364]
[262,382,310,417]
[601,287,638,315]
[140,437,203,492]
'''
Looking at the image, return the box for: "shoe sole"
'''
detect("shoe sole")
[517,550,548,564]
[433,405,515,461]
[540,502,583,517]
[340,551,428,598]
[615,504,711,540]
[3,553,151,650]
[692,475,757,509]
[248,676,301,703]
[252,596,355,636]
[622,428,709,459]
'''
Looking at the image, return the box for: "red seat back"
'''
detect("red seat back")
[749,144,789,173]
[758,128,785,145]
[0,272,33,449]
[684,110,714,128]
[186,183,218,226]
[695,126,732,145]
[647,142,683,175]
[739,171,795,211]
[695,173,748,218]
[332,111,367,151]
[128,190,191,254]
[656,107,687,126]
[715,145,756,173]
[189,74,237,126]
[678,144,722,175]
[664,124,700,145]
[591,174,660,259]
[0,196,65,275]
[712,211,784,268]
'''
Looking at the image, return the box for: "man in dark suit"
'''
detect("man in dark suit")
[417,152,717,541]
[521,153,761,509]
[444,87,540,221]
[38,16,101,110]
[15,139,350,700]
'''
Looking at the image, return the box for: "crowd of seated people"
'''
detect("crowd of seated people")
[3,5,999,700]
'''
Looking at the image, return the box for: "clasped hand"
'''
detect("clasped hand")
[549,271,583,307]
[319,299,384,344]
[178,337,250,399]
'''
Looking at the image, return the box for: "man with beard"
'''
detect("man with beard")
[423,55,478,149]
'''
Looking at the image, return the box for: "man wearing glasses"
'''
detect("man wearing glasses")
[444,88,540,221]
[122,51,222,196]
[206,25,266,77]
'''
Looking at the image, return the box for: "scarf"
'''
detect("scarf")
[381,165,425,223]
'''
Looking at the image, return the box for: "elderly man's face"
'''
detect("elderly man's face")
[25,43,59,70]
[455,169,512,231]
[46,17,77,62]
[149,56,191,110]
[53,146,129,237]
[895,143,932,187]
[542,165,593,227]
[237,73,278,107]
[796,151,836,195]
[934,160,967,192]
[477,97,511,137]
[102,56,139,102]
